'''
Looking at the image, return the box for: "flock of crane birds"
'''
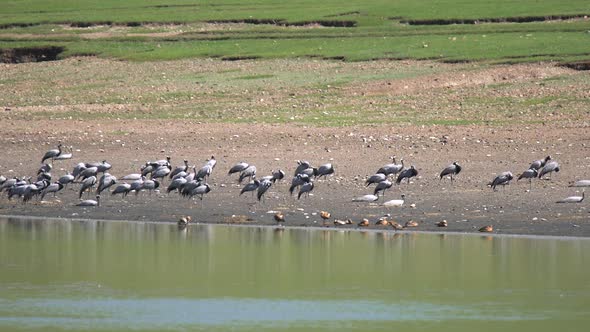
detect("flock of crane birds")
[0,143,587,212]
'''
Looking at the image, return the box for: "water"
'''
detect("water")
[1,217,589,331]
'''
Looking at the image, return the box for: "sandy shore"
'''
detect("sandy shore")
[0,122,588,237]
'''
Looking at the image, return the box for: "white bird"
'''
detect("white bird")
[383,194,406,207]
[352,194,379,202]
[570,180,590,187]
[556,191,585,203]
[76,195,100,207]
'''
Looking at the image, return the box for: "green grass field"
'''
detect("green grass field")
[1,0,590,63]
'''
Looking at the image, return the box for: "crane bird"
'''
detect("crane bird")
[53,146,73,160]
[206,156,217,169]
[240,179,260,196]
[151,166,171,181]
[352,194,379,202]
[142,179,160,195]
[570,180,590,187]
[366,173,387,186]
[76,195,100,207]
[257,179,272,202]
[316,163,335,179]
[538,161,560,180]
[529,155,551,171]
[238,165,257,184]
[396,165,418,184]
[96,173,117,195]
[373,180,393,198]
[556,191,585,203]
[78,176,97,198]
[297,181,314,200]
[111,183,132,197]
[188,183,211,200]
[289,173,311,195]
[517,168,538,190]
[377,157,404,176]
[40,182,64,200]
[383,194,405,208]
[195,164,212,181]
[490,172,513,191]
[121,173,142,181]
[294,160,312,176]
[260,169,285,183]
[170,160,189,179]
[228,162,249,175]
[58,172,75,188]
[167,176,187,194]
[41,143,62,164]
[440,162,462,182]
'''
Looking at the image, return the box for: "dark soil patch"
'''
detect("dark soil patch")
[206,18,356,28]
[560,60,590,71]
[399,14,589,25]
[0,46,64,63]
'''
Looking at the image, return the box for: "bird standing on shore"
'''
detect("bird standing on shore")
[490,172,513,191]
[440,162,462,182]
[377,157,404,176]
[529,156,551,171]
[316,163,335,179]
[396,165,418,184]
[366,173,387,186]
[517,168,538,190]
[538,160,560,180]
[297,181,314,199]
[41,143,62,164]
[257,179,272,202]
[373,180,393,198]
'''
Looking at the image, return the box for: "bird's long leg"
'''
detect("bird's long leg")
[529,178,532,191]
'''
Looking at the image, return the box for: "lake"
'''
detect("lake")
[1,217,589,331]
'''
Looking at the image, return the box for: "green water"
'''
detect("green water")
[1,217,589,331]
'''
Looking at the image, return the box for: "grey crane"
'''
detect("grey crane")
[240,179,260,196]
[257,179,272,201]
[374,180,393,198]
[167,177,187,194]
[53,146,73,161]
[538,161,560,179]
[58,172,75,188]
[79,176,97,198]
[141,163,154,177]
[228,162,249,175]
[556,191,585,203]
[366,173,387,186]
[41,143,62,164]
[38,163,52,175]
[40,182,64,200]
[297,181,314,200]
[490,171,513,191]
[23,183,43,203]
[71,163,86,179]
[517,168,538,190]
[440,162,462,182]
[377,157,404,176]
[170,160,189,179]
[111,183,132,197]
[530,155,551,171]
[94,160,112,173]
[78,167,98,181]
[142,179,160,195]
[294,160,312,176]
[151,165,171,181]
[129,177,145,196]
[238,165,257,184]
[206,156,217,169]
[316,163,335,179]
[121,173,142,181]
[188,183,211,200]
[196,164,212,181]
[271,169,285,183]
[289,173,311,195]
[76,195,100,207]
[570,180,590,187]
[97,173,117,194]
[396,165,418,184]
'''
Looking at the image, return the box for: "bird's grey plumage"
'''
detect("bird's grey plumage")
[366,173,387,186]
[71,163,86,179]
[298,167,316,177]
[37,172,51,182]
[289,173,311,195]
[0,175,6,186]
[41,143,62,163]
[297,181,314,200]
[352,194,379,202]
[95,160,112,173]
[121,173,142,181]
[396,165,418,184]
[491,172,513,190]
[188,183,211,200]
[316,163,334,178]
[294,160,311,176]
[538,161,560,179]
[111,183,131,197]
[556,191,585,203]
[77,195,100,207]
[271,169,285,183]
[142,179,159,194]
[377,158,404,176]
[206,156,217,169]
[240,179,260,196]
[196,164,212,181]
[129,177,145,195]
[37,163,52,175]
[1,178,18,192]
[529,156,551,171]
[257,179,272,201]
[570,180,590,187]
[170,160,189,179]
[58,173,75,188]
[79,176,97,198]
[228,162,249,175]
[40,182,64,200]
[141,163,154,177]
[78,167,98,180]
[374,180,393,197]
[167,177,187,193]
[171,170,188,181]
[151,166,171,180]
[53,146,72,160]
[518,168,538,181]
[238,165,256,184]
[440,162,461,181]
[97,173,117,194]
[23,183,42,203]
